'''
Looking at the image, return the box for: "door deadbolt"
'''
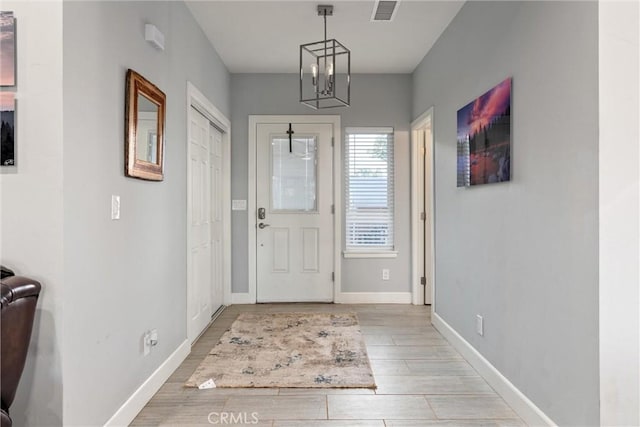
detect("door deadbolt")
[258,207,266,220]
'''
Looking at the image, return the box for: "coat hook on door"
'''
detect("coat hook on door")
[286,123,294,153]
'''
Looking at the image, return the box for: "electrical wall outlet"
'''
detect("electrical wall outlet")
[143,329,158,356]
[382,269,390,280]
[476,315,484,336]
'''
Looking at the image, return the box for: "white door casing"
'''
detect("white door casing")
[256,123,334,302]
[248,115,342,304]
[186,82,231,344]
[411,108,435,307]
[422,123,434,305]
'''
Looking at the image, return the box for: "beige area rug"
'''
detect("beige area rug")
[185,312,376,389]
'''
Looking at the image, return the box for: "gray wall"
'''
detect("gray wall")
[0,2,64,425]
[230,74,412,294]
[62,1,229,424]
[412,1,599,425]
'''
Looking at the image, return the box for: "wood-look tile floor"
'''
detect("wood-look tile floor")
[131,304,526,426]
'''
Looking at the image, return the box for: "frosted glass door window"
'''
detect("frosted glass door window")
[271,136,317,211]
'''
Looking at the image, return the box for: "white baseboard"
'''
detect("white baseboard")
[231,292,254,304]
[104,340,190,427]
[335,292,412,304]
[231,292,410,305]
[432,313,557,427]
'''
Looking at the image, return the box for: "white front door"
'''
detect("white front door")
[188,106,224,342]
[255,122,334,302]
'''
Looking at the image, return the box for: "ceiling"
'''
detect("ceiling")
[185,1,465,74]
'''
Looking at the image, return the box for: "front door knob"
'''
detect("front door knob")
[258,222,270,229]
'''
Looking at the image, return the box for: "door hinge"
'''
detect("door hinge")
[331,272,335,282]
[331,136,335,147]
[420,277,427,285]
[420,212,426,221]
[331,204,335,214]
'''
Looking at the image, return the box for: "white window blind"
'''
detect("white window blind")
[344,127,394,251]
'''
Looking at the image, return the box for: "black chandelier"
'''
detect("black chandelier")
[299,5,351,109]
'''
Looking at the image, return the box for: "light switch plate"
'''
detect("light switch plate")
[476,314,484,336]
[232,200,247,211]
[111,195,120,220]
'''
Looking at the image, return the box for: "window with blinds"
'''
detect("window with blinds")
[344,127,394,252]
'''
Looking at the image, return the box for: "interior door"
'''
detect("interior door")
[188,106,224,343]
[210,122,224,312]
[256,122,334,302]
[418,125,433,305]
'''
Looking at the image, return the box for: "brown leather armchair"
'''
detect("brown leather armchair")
[0,276,41,427]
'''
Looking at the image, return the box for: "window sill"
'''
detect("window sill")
[343,251,398,259]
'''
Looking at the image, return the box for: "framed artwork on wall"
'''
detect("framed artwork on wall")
[1,92,15,166]
[1,11,16,87]
[124,69,166,181]
[457,77,512,187]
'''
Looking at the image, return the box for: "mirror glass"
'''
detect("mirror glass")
[135,94,159,164]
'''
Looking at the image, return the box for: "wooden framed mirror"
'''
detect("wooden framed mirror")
[125,69,166,181]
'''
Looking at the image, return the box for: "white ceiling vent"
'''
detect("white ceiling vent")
[371,1,399,22]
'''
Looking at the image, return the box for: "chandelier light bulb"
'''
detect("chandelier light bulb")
[326,61,334,93]
[310,63,318,87]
